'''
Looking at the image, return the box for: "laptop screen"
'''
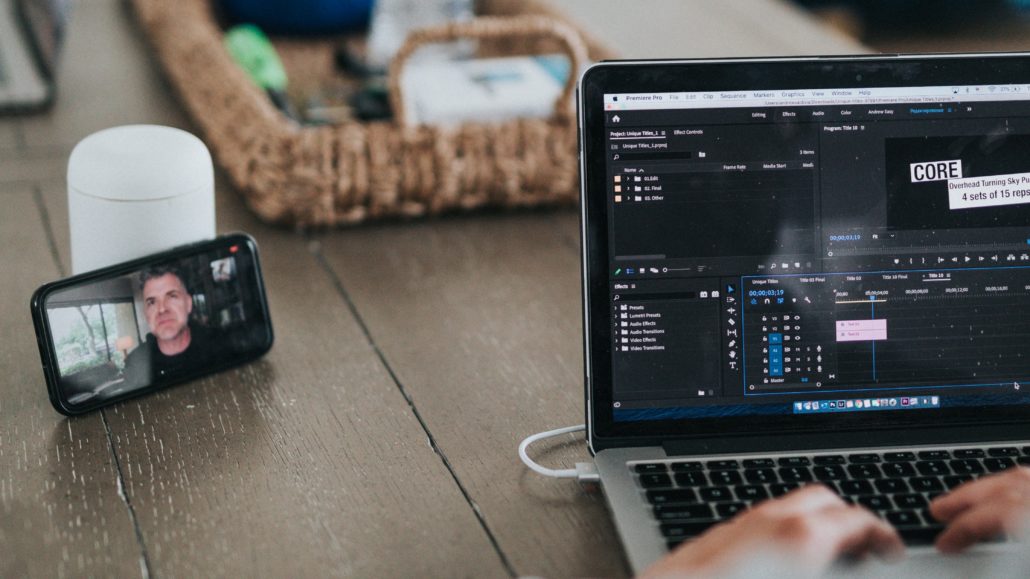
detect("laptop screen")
[580,56,1030,442]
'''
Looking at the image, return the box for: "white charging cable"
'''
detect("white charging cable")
[518,424,599,483]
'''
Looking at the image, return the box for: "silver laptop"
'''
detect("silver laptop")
[578,54,1030,573]
[0,0,65,113]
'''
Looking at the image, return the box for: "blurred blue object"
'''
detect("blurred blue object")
[220,0,374,35]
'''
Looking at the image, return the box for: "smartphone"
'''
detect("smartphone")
[31,233,274,415]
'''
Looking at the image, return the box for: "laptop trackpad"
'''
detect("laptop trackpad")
[834,546,1025,578]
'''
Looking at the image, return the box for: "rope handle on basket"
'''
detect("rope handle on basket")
[387,15,590,127]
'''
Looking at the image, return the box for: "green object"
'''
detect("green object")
[224,24,288,91]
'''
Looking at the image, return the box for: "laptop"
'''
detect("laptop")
[0,0,65,113]
[578,54,1030,573]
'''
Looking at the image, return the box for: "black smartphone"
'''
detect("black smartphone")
[30,233,274,415]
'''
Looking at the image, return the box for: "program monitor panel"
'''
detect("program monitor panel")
[602,82,1030,422]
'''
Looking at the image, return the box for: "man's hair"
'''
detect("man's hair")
[138,264,191,295]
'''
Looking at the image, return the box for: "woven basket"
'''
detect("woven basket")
[130,0,614,227]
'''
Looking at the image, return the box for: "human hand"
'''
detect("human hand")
[929,466,1030,553]
[639,485,904,578]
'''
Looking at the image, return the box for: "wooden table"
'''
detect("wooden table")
[0,1,860,576]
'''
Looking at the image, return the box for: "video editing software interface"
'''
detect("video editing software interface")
[604,83,1030,421]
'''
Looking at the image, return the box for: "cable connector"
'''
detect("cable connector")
[519,424,599,487]
[574,461,600,485]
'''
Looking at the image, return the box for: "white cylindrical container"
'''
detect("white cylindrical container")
[68,125,215,274]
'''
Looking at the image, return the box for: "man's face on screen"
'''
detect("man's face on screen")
[143,273,192,343]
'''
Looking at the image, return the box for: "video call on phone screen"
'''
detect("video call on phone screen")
[43,244,269,407]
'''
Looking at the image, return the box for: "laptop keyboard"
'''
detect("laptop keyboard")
[632,446,1030,551]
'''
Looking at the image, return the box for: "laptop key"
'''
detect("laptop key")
[778,467,813,483]
[916,461,951,476]
[635,463,668,474]
[886,510,921,527]
[848,453,882,464]
[699,486,733,502]
[735,485,770,502]
[943,475,973,490]
[778,456,810,467]
[893,493,928,509]
[881,462,916,477]
[922,508,938,523]
[918,450,950,460]
[654,503,715,521]
[884,452,916,462]
[857,495,892,511]
[953,449,985,459]
[716,502,748,519]
[667,539,685,551]
[813,465,847,481]
[708,470,743,486]
[949,459,984,475]
[896,525,945,546]
[910,477,944,492]
[988,447,1019,457]
[813,455,846,465]
[984,458,1016,473]
[769,483,799,497]
[847,463,883,480]
[674,472,708,487]
[707,460,740,470]
[646,489,698,506]
[819,481,842,495]
[1018,456,1030,466]
[671,461,705,472]
[743,458,776,468]
[661,522,717,539]
[640,474,674,489]
[744,468,778,484]
[839,480,874,495]
[874,478,909,494]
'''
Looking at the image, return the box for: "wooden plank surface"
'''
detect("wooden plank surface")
[0,152,67,187]
[33,176,511,577]
[316,212,630,578]
[0,187,143,578]
[0,122,21,149]
[546,0,865,58]
[14,0,513,572]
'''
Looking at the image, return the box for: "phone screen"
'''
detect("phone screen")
[35,235,273,413]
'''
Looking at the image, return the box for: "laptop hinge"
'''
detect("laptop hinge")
[662,423,1030,458]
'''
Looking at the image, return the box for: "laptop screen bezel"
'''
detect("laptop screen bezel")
[15,0,63,82]
[580,54,1030,451]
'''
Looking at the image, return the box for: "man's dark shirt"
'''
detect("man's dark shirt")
[123,323,218,388]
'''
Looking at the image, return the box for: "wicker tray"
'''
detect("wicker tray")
[131,0,614,227]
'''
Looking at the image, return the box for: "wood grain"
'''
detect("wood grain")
[36,177,511,577]
[0,187,143,578]
[316,212,631,578]
[0,122,21,150]
[0,151,67,187]
[27,0,515,565]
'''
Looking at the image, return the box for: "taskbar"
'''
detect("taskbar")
[612,392,1030,422]
[793,395,940,414]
